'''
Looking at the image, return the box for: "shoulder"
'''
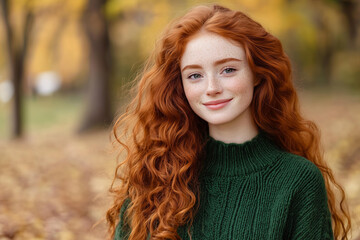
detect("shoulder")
[275,151,326,194]
[119,198,131,224]
[276,155,333,239]
[278,152,322,174]
[114,198,131,240]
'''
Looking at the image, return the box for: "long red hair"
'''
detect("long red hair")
[107,4,351,240]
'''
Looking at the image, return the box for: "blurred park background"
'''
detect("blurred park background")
[0,0,359,239]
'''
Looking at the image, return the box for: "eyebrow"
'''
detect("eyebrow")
[181,57,242,72]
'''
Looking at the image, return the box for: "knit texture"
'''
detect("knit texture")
[114,132,334,239]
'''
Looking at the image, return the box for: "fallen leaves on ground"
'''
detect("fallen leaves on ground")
[0,90,359,239]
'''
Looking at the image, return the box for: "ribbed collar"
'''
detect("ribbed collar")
[201,132,283,177]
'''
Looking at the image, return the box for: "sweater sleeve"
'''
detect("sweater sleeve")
[114,199,131,240]
[285,161,334,240]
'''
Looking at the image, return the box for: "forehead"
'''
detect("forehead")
[180,32,245,67]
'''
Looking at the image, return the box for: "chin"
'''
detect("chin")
[204,117,235,126]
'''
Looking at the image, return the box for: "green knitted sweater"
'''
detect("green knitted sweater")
[114,133,334,239]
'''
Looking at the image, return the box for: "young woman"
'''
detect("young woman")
[106,4,351,240]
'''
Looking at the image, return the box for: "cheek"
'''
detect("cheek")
[229,72,255,97]
[182,83,201,103]
[228,80,253,97]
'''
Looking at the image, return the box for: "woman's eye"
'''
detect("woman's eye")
[188,73,202,79]
[223,68,236,74]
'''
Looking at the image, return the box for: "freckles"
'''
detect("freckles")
[183,85,197,101]
[228,78,247,93]
[230,72,254,94]
[184,83,201,95]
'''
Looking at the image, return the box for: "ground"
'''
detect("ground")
[0,89,359,239]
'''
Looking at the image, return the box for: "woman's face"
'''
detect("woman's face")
[180,31,256,130]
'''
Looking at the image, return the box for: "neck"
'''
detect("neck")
[201,131,282,176]
[208,109,258,144]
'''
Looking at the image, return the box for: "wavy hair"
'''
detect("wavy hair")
[106,4,351,240]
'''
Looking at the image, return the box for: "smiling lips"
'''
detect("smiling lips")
[203,99,232,110]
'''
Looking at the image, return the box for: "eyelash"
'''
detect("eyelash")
[188,73,202,80]
[186,67,237,80]
[222,67,237,74]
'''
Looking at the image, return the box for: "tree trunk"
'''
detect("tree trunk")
[11,52,23,137]
[339,0,358,46]
[0,0,33,138]
[78,0,112,132]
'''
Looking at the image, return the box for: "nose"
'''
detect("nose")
[206,75,223,96]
